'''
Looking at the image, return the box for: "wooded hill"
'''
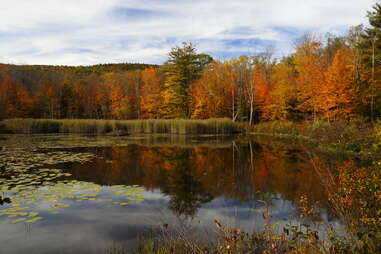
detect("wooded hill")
[0,63,155,91]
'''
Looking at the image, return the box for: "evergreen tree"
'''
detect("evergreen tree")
[161,43,213,118]
[359,3,381,121]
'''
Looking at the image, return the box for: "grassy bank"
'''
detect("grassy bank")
[1,118,240,135]
[252,120,381,155]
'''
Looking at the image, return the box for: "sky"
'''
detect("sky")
[0,0,376,66]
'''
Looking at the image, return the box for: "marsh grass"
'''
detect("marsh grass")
[1,118,240,135]
[252,120,380,155]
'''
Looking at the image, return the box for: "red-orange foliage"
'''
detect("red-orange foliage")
[323,49,356,120]
[0,34,375,122]
[267,60,298,120]
[0,76,33,118]
[191,61,234,119]
[140,67,164,118]
[252,64,272,121]
[294,39,327,120]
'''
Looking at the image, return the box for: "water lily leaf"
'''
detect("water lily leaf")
[11,218,27,224]
[28,212,39,217]
[0,142,145,225]
[26,217,43,223]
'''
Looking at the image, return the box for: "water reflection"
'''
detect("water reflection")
[67,141,332,218]
[0,135,342,253]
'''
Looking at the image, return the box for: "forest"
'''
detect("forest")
[1,5,380,124]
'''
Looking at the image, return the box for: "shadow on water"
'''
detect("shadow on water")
[0,134,351,253]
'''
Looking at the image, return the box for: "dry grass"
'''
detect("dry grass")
[1,118,240,135]
[252,120,380,155]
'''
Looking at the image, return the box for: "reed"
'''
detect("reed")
[251,120,381,156]
[1,118,240,135]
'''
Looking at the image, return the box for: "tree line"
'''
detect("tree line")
[1,3,381,122]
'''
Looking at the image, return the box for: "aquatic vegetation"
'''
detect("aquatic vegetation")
[0,140,145,225]
[0,178,145,224]
[0,148,96,173]
[0,134,238,151]
[1,118,240,135]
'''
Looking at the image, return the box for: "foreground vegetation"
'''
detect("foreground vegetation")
[0,118,240,135]
[135,159,381,254]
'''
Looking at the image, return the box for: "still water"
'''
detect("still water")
[0,134,343,253]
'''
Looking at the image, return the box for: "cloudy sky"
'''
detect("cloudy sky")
[0,0,375,66]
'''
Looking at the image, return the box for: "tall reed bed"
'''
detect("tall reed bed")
[1,118,240,135]
[252,120,380,155]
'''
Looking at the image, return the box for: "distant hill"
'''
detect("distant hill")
[0,62,157,74]
[0,63,158,91]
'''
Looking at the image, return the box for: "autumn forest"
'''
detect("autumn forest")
[1,5,381,124]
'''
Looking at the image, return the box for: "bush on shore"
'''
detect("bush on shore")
[252,119,379,155]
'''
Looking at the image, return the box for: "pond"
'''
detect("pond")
[0,134,346,253]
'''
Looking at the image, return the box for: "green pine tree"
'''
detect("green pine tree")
[359,3,381,121]
[161,43,213,118]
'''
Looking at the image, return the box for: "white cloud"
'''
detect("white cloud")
[0,0,375,65]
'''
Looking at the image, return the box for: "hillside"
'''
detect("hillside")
[0,63,157,92]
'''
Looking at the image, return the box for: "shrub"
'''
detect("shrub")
[330,160,381,244]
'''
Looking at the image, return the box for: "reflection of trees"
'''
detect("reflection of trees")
[151,148,214,218]
[163,154,213,218]
[165,167,213,218]
[68,140,338,217]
